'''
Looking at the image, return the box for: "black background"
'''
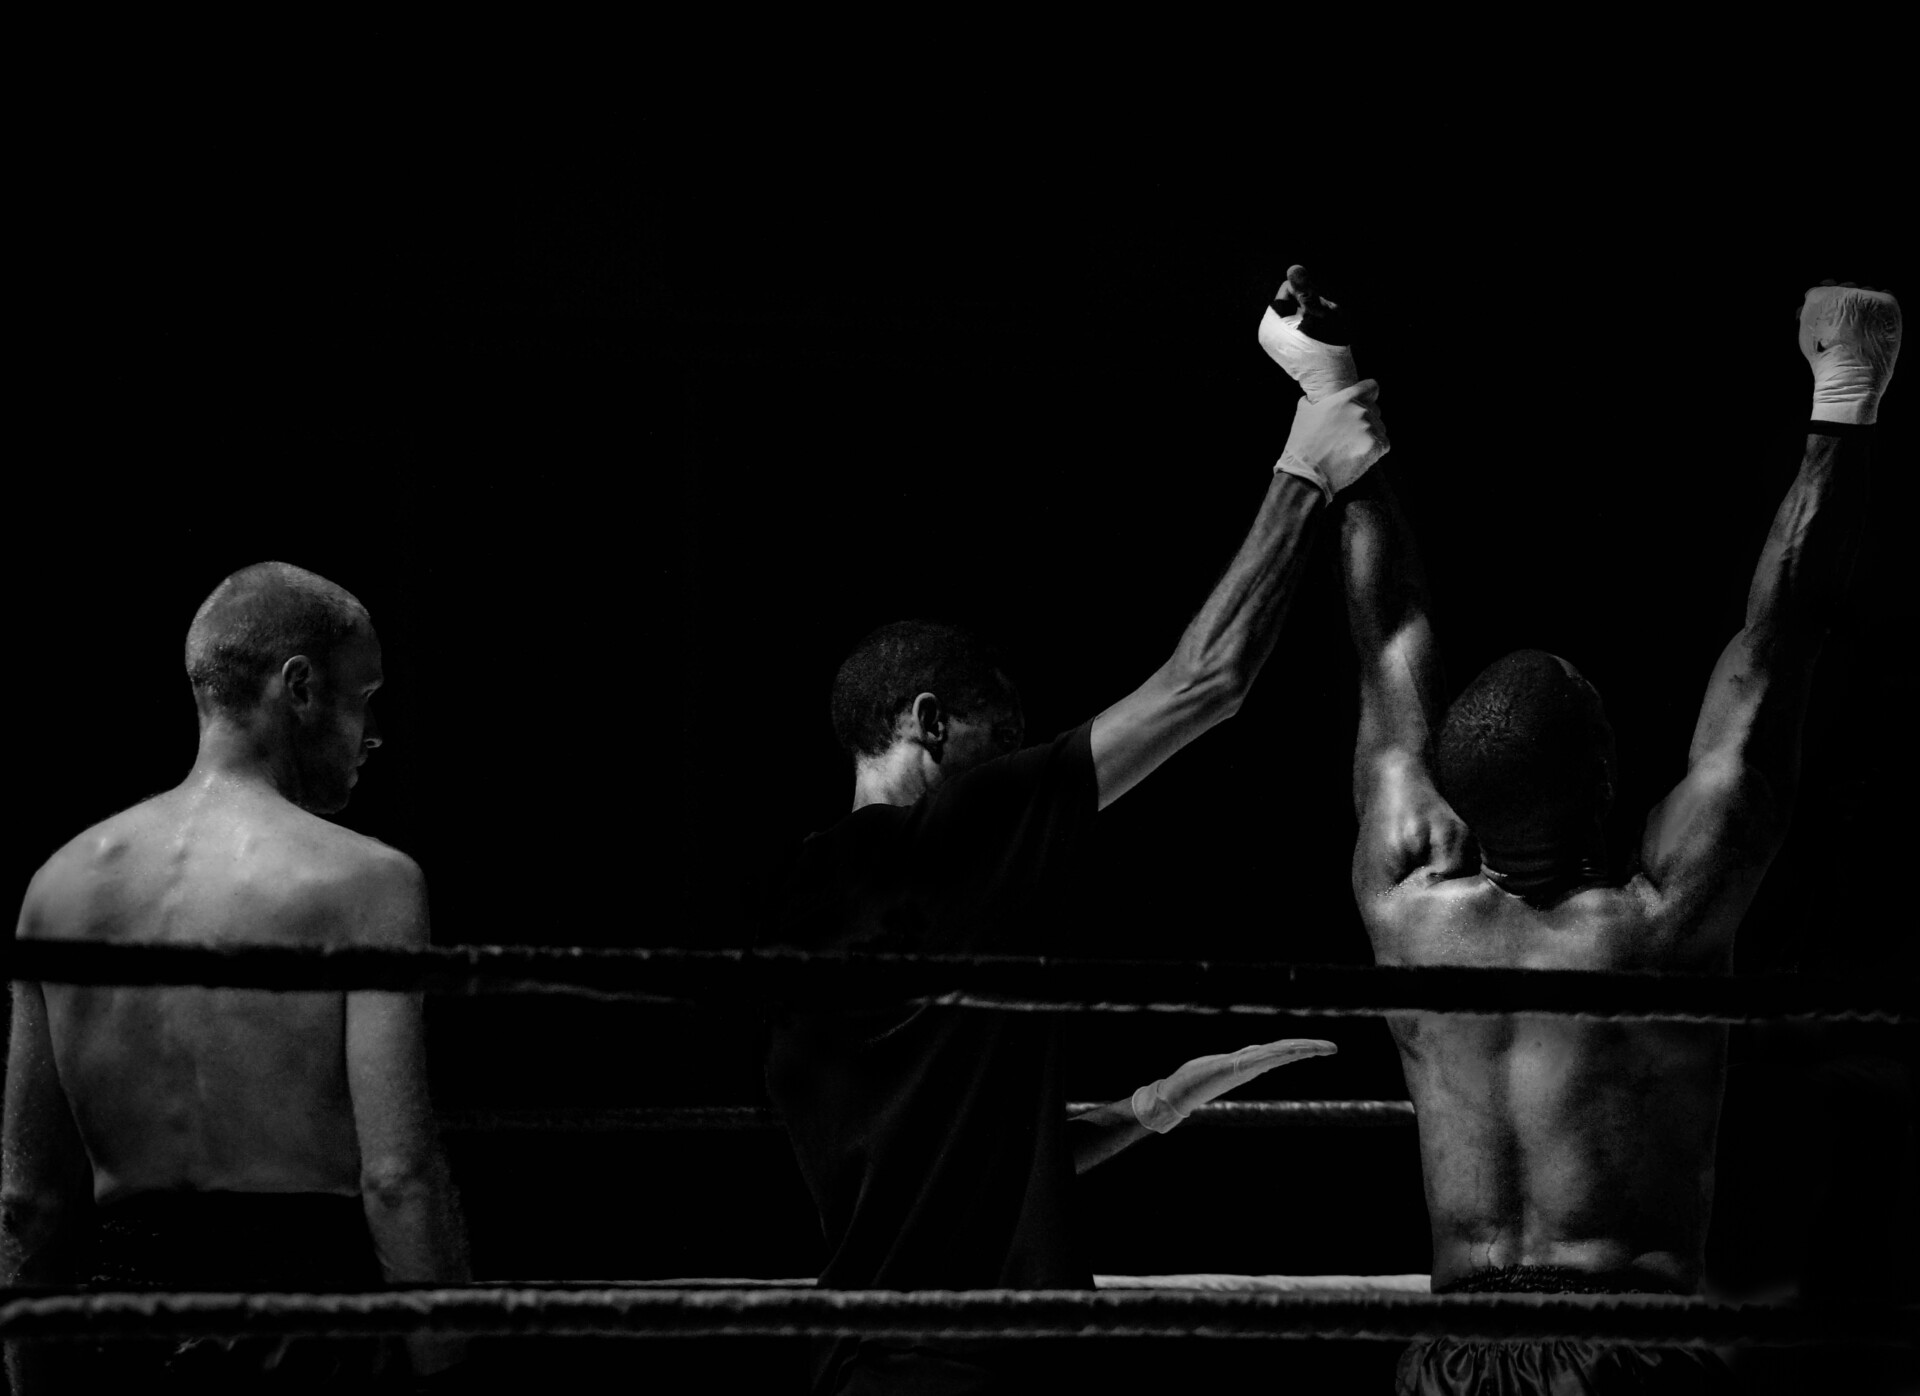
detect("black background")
[9,69,1914,1391]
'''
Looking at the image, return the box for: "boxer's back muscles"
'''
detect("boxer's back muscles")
[1361,874,1743,1289]
[12,778,427,1203]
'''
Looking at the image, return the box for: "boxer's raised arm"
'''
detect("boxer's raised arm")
[1092,278,1391,811]
[1091,472,1323,808]
[1636,429,1873,950]
[1339,469,1470,896]
[344,852,471,1374]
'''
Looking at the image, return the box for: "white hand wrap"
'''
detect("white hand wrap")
[1801,285,1902,426]
[1274,379,1390,500]
[1129,1038,1338,1135]
[1258,304,1358,404]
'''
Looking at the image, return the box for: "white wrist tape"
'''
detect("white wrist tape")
[1273,379,1389,499]
[1134,1039,1340,1135]
[1130,1080,1188,1134]
[1274,451,1335,502]
[1258,305,1358,405]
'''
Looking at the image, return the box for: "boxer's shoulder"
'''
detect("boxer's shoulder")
[19,799,173,936]
[21,791,422,948]
[264,822,425,947]
[1362,873,1499,965]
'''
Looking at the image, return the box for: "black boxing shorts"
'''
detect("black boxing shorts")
[1395,1266,1737,1396]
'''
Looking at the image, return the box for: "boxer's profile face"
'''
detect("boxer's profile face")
[287,624,385,814]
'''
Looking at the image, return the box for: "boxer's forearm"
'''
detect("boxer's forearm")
[362,1161,472,1374]
[1166,471,1325,706]
[1745,434,1868,648]
[1069,1100,1150,1174]
[1687,432,1870,772]
[362,1154,471,1283]
[2,1200,87,1396]
[1339,471,1444,805]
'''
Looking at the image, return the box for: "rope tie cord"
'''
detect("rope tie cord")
[1,1287,1911,1348]
[435,1100,1419,1133]
[6,943,1911,1023]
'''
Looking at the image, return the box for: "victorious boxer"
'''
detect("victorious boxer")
[1325,277,1898,1394]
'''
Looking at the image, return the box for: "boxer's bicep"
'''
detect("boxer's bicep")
[345,993,434,1165]
[3,878,91,1205]
[2,974,92,1277]
[2,980,84,1179]
[343,857,437,1182]
[1634,753,1784,959]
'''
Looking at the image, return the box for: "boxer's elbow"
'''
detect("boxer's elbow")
[359,1153,449,1213]
[1167,656,1247,724]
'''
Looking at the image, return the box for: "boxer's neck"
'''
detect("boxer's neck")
[1478,825,1609,905]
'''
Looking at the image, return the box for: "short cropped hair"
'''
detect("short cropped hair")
[830,620,1015,760]
[185,562,370,718]
[1433,649,1612,842]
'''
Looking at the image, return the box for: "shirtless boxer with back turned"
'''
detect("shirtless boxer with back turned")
[1309,273,1899,1393]
[3,561,469,1392]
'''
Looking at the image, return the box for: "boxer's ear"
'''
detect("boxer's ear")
[282,655,316,709]
[910,693,945,753]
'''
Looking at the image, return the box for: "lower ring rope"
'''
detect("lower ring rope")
[1,1287,1909,1348]
[435,1101,1418,1133]
[583,1275,1435,1293]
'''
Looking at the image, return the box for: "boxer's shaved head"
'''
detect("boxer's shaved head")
[832,620,1020,760]
[186,562,372,719]
[1434,649,1616,852]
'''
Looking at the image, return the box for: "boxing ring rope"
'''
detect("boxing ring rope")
[2,1286,1913,1348]
[9,941,1913,1023]
[7,940,1911,1356]
[436,1100,1419,1133]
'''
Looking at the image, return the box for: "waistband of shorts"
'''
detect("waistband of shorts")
[1433,1264,1696,1297]
[91,1189,377,1291]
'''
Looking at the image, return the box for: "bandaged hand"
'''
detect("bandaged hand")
[1130,1038,1338,1134]
[1800,284,1902,426]
[1274,379,1389,499]
[1258,265,1356,404]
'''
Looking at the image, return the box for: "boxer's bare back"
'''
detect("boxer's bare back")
[6,569,468,1389]
[18,777,424,1202]
[1361,869,1733,1289]
[9,613,442,1228]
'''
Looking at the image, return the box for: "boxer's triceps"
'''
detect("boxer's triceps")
[1337,470,1466,889]
[1091,472,1324,810]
